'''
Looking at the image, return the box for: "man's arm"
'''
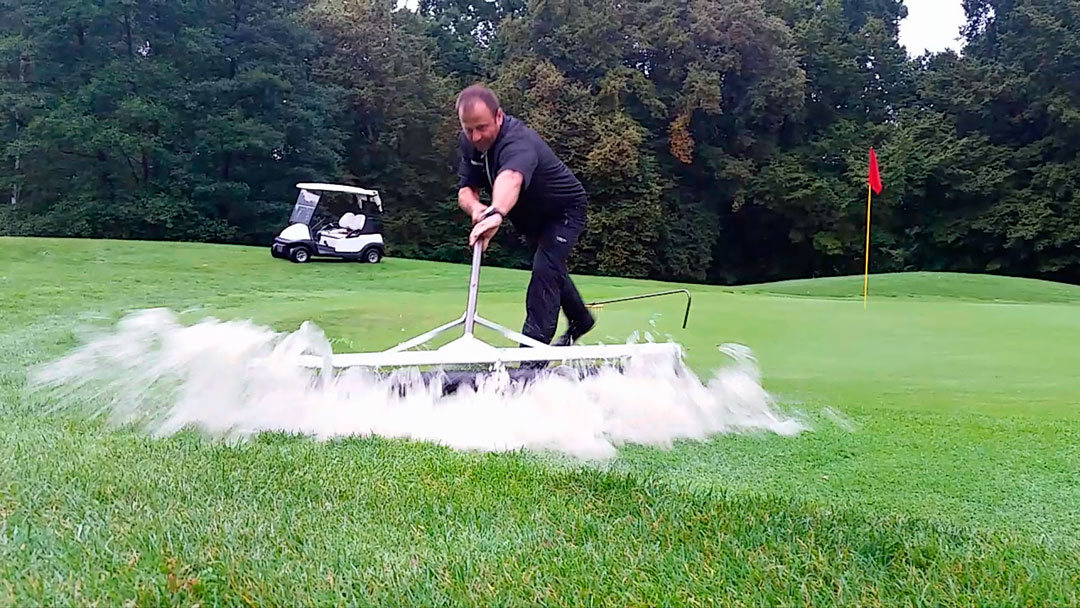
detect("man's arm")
[469,169,524,250]
[488,170,524,217]
[468,135,538,249]
[487,137,537,217]
[458,186,487,222]
[456,134,488,222]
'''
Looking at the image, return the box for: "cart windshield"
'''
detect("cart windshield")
[289,189,320,224]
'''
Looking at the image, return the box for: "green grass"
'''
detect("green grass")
[736,270,1080,303]
[2,236,1079,606]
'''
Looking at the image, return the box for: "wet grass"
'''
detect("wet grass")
[1,236,1078,606]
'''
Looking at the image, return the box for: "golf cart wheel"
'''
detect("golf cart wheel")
[364,248,382,263]
[289,246,311,263]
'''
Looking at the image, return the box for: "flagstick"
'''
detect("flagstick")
[863,182,872,309]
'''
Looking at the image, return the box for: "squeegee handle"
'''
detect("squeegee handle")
[464,241,483,336]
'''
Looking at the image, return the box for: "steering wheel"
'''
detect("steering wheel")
[311,217,334,234]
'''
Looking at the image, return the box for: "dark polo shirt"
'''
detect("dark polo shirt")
[457,114,587,235]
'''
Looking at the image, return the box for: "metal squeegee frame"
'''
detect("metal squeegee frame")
[296,242,683,370]
[297,342,682,369]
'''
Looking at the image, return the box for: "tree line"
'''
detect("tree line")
[1,0,1077,285]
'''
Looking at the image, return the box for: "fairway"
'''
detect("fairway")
[2,236,1078,605]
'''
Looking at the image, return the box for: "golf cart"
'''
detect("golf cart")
[270,182,386,264]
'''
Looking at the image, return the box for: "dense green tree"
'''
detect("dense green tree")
[301,0,469,261]
[1,0,346,244]
[0,0,1076,285]
[737,0,917,281]
[487,0,810,280]
[896,0,1080,282]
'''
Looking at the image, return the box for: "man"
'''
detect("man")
[455,84,595,347]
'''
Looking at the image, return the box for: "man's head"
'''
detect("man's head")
[457,84,503,153]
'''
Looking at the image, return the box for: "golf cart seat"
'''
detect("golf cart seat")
[319,212,367,238]
[341,212,366,233]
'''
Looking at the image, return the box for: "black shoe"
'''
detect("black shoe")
[553,314,595,346]
[552,333,573,347]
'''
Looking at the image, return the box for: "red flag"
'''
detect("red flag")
[868,147,883,194]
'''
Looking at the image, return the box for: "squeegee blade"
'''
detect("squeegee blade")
[296,342,681,369]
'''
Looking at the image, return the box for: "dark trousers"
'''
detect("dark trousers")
[519,207,593,345]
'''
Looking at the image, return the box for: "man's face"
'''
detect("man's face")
[459,101,503,153]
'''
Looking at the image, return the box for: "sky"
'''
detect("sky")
[897,0,968,55]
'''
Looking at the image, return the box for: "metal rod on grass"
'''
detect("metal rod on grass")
[586,289,692,329]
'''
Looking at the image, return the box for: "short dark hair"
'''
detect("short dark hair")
[456,84,500,115]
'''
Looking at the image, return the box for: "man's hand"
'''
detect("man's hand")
[470,205,490,224]
[458,186,486,224]
[463,169,523,251]
[469,211,502,251]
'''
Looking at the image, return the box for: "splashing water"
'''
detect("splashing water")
[27,308,807,460]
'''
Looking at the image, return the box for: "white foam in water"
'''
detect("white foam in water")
[27,308,807,460]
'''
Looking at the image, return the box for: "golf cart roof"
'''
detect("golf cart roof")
[296,182,379,197]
